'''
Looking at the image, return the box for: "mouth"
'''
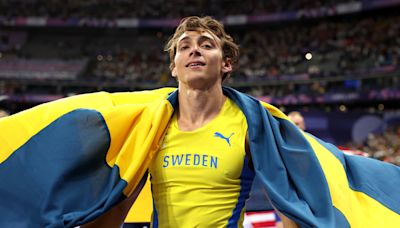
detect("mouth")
[186,61,206,67]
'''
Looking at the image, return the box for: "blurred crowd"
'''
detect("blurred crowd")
[236,13,400,95]
[238,15,400,80]
[289,111,400,167]
[362,125,400,166]
[342,124,400,166]
[84,12,400,97]
[0,0,354,19]
[0,2,399,90]
[0,11,398,99]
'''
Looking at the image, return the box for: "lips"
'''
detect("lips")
[186,61,206,67]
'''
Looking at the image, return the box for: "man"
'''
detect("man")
[1,16,399,228]
[287,111,306,131]
[149,16,252,227]
[83,16,297,228]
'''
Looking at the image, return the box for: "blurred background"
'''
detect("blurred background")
[0,0,399,227]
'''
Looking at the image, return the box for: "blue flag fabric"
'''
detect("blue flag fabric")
[223,88,400,227]
[0,87,399,227]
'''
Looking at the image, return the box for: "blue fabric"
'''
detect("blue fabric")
[222,87,400,227]
[333,207,350,228]
[246,176,275,211]
[1,87,399,227]
[274,211,281,222]
[222,87,334,227]
[313,135,400,213]
[151,182,159,228]
[0,110,127,227]
[228,156,255,227]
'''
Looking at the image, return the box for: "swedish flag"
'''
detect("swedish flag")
[0,88,175,227]
[225,87,400,227]
[0,87,399,227]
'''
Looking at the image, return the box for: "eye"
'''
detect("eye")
[201,43,213,49]
[179,45,189,51]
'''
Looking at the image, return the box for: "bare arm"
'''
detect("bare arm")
[276,211,299,228]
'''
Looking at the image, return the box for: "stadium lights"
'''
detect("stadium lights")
[305,52,312,60]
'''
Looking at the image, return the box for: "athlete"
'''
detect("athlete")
[82,16,297,228]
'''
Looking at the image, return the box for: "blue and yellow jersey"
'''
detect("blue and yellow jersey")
[149,98,255,227]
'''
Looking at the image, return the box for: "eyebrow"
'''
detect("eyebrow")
[178,35,217,45]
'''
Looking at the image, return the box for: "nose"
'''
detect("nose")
[190,45,201,56]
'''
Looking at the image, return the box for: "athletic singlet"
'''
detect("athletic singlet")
[149,98,255,228]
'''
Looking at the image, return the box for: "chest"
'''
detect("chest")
[149,112,248,185]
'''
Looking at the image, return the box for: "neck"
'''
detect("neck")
[177,83,226,131]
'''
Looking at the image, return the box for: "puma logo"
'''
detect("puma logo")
[214,132,234,146]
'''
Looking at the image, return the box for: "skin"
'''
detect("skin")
[82,29,298,228]
[0,110,9,118]
[172,30,232,131]
[81,29,231,228]
[288,113,306,131]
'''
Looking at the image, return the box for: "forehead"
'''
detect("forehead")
[177,30,221,43]
[293,115,304,122]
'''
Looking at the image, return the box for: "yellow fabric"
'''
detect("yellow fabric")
[258,100,400,226]
[259,100,400,226]
[149,98,250,227]
[125,179,153,223]
[1,86,399,227]
[0,87,176,196]
[305,134,400,226]
[260,101,288,120]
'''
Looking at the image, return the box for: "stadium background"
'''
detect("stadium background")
[0,0,399,227]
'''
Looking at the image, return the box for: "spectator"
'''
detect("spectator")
[0,109,9,118]
[288,111,306,131]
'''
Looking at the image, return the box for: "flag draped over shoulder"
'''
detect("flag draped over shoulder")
[0,87,399,227]
[0,88,176,227]
[224,88,400,227]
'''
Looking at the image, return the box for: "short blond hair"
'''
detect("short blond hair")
[164,16,239,81]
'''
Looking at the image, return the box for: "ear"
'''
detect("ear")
[171,65,177,78]
[221,58,233,75]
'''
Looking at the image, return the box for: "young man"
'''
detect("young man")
[2,15,398,228]
[150,16,252,227]
[83,16,296,228]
